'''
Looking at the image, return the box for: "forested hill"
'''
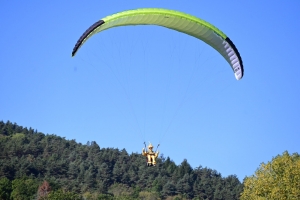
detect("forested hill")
[0,120,243,199]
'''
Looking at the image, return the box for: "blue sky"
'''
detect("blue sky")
[1,1,300,181]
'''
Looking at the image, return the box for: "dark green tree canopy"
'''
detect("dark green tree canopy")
[0,120,242,199]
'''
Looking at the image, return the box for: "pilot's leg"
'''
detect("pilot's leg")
[151,155,156,166]
[147,155,152,166]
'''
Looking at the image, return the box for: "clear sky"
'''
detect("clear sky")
[1,1,300,181]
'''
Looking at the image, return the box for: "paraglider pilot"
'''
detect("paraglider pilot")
[142,143,159,166]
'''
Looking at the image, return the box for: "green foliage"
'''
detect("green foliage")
[108,183,134,198]
[0,177,12,200]
[138,191,160,199]
[162,181,177,197]
[0,120,243,199]
[47,189,81,200]
[10,178,39,200]
[241,151,300,200]
[97,193,114,200]
[11,133,26,141]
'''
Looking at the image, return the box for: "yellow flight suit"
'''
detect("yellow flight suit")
[142,143,159,166]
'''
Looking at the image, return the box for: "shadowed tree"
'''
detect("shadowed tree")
[162,181,176,197]
[0,177,12,200]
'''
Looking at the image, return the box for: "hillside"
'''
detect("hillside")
[0,120,242,199]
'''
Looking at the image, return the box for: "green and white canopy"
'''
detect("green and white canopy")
[72,8,243,80]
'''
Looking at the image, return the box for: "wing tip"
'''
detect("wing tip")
[225,37,244,80]
[71,20,105,57]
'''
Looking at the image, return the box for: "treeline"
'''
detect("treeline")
[0,120,243,199]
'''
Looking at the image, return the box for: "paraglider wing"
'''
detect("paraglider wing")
[72,8,243,80]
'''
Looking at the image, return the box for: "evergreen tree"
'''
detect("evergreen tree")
[162,181,176,197]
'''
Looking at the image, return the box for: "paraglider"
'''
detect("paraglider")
[142,143,159,166]
[72,8,244,80]
[71,8,244,166]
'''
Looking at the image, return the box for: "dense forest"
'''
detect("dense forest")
[0,120,243,199]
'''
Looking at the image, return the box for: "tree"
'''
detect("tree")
[162,181,176,197]
[98,193,114,200]
[0,177,12,200]
[47,189,81,200]
[176,174,193,198]
[37,180,51,200]
[11,178,39,200]
[241,151,300,200]
[176,159,192,178]
[222,175,243,199]
[84,165,96,189]
[138,191,160,200]
[151,177,164,193]
[97,163,112,192]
